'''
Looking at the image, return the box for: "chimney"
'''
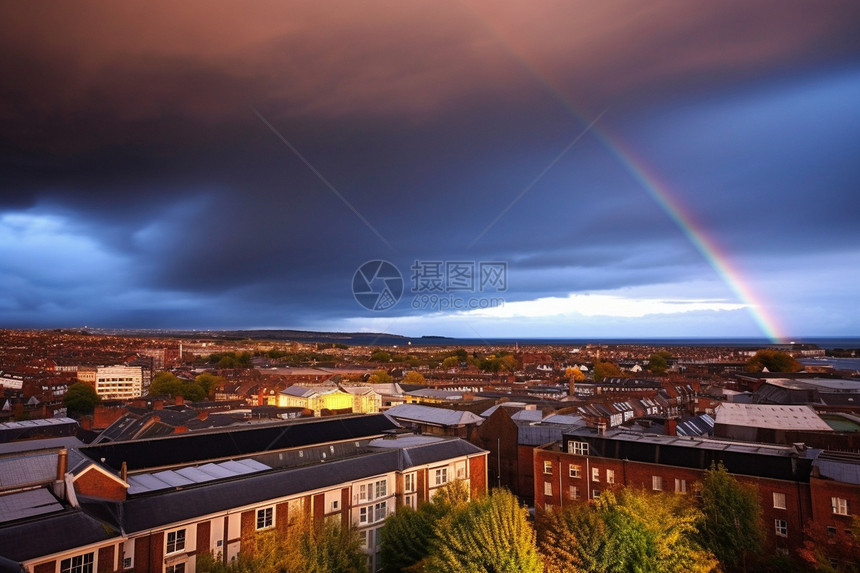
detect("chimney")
[665,419,678,436]
[56,448,68,480]
[153,400,163,410]
[175,395,184,406]
[120,461,128,482]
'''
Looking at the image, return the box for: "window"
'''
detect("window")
[832,497,849,516]
[675,479,686,494]
[773,492,786,510]
[166,529,186,554]
[60,553,94,573]
[775,519,788,537]
[359,507,369,524]
[374,501,387,522]
[359,530,369,549]
[122,557,132,570]
[544,481,553,496]
[569,441,589,455]
[375,479,387,499]
[543,460,553,475]
[592,489,601,500]
[592,467,600,482]
[569,486,580,500]
[359,484,368,502]
[256,507,274,530]
[827,526,837,536]
[456,462,466,480]
[606,469,615,484]
[652,476,662,491]
[332,500,339,511]
[569,464,581,478]
[166,565,185,573]
[434,468,448,486]
[404,472,416,492]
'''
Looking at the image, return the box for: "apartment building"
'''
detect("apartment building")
[94,366,144,400]
[0,414,487,573]
[534,426,859,562]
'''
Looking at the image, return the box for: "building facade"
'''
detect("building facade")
[94,366,144,400]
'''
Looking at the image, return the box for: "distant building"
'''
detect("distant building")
[277,385,381,416]
[94,365,144,400]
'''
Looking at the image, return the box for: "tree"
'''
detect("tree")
[195,372,225,398]
[539,489,716,573]
[425,488,543,573]
[697,462,764,573]
[648,351,672,375]
[565,367,586,382]
[149,371,206,401]
[798,517,860,572]
[593,361,622,382]
[367,369,393,384]
[401,371,426,385]
[744,349,801,373]
[371,350,392,363]
[441,356,460,368]
[197,517,364,573]
[63,382,101,417]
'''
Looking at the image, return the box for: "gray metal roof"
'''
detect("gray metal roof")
[0,437,82,456]
[814,452,860,484]
[385,404,482,427]
[0,488,63,524]
[0,452,57,491]
[715,403,833,431]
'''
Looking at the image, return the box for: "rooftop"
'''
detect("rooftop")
[715,403,833,432]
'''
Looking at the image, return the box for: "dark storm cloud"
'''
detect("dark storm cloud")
[1,0,859,332]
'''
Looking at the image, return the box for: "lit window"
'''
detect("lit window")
[544,481,553,496]
[606,469,615,484]
[434,468,448,486]
[569,441,589,455]
[773,492,786,510]
[60,553,94,573]
[543,460,553,475]
[256,507,274,530]
[652,476,662,491]
[832,497,848,516]
[675,479,687,494]
[166,529,186,554]
[569,464,581,478]
[775,519,788,537]
[569,486,579,500]
[592,467,600,482]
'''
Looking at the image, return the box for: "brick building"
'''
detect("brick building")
[0,414,488,572]
[534,426,859,565]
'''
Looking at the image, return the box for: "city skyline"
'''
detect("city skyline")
[2,1,859,340]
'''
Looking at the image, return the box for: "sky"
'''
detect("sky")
[2,1,859,340]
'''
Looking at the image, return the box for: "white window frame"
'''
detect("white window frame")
[832,497,848,516]
[434,467,448,486]
[373,501,387,522]
[652,476,662,491]
[166,565,186,573]
[569,464,581,478]
[166,529,186,554]
[359,506,369,524]
[543,460,552,475]
[256,506,274,530]
[606,469,615,484]
[569,441,589,455]
[675,478,686,494]
[544,481,553,496]
[60,552,94,573]
[569,485,579,500]
[592,467,600,482]
[375,479,387,499]
[404,472,416,493]
[773,492,786,510]
[592,489,601,500]
[775,519,788,537]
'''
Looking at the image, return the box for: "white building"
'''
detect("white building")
[95,365,144,400]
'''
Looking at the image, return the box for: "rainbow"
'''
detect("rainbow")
[465,5,786,342]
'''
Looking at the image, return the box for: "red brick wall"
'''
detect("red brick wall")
[197,521,211,556]
[810,476,860,530]
[97,545,114,573]
[469,454,488,497]
[533,447,815,553]
[74,466,127,500]
[313,493,325,522]
[133,532,164,573]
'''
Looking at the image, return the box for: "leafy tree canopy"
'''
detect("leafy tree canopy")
[63,382,101,417]
[744,349,802,373]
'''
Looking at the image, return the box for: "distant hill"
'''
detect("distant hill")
[86,328,412,346]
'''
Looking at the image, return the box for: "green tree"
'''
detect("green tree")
[425,488,543,573]
[593,361,622,382]
[195,372,225,398]
[744,349,801,373]
[441,356,461,368]
[63,382,101,417]
[149,371,206,401]
[648,351,672,375]
[198,518,364,573]
[697,462,764,573]
[371,350,392,362]
[380,480,472,573]
[539,503,619,573]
